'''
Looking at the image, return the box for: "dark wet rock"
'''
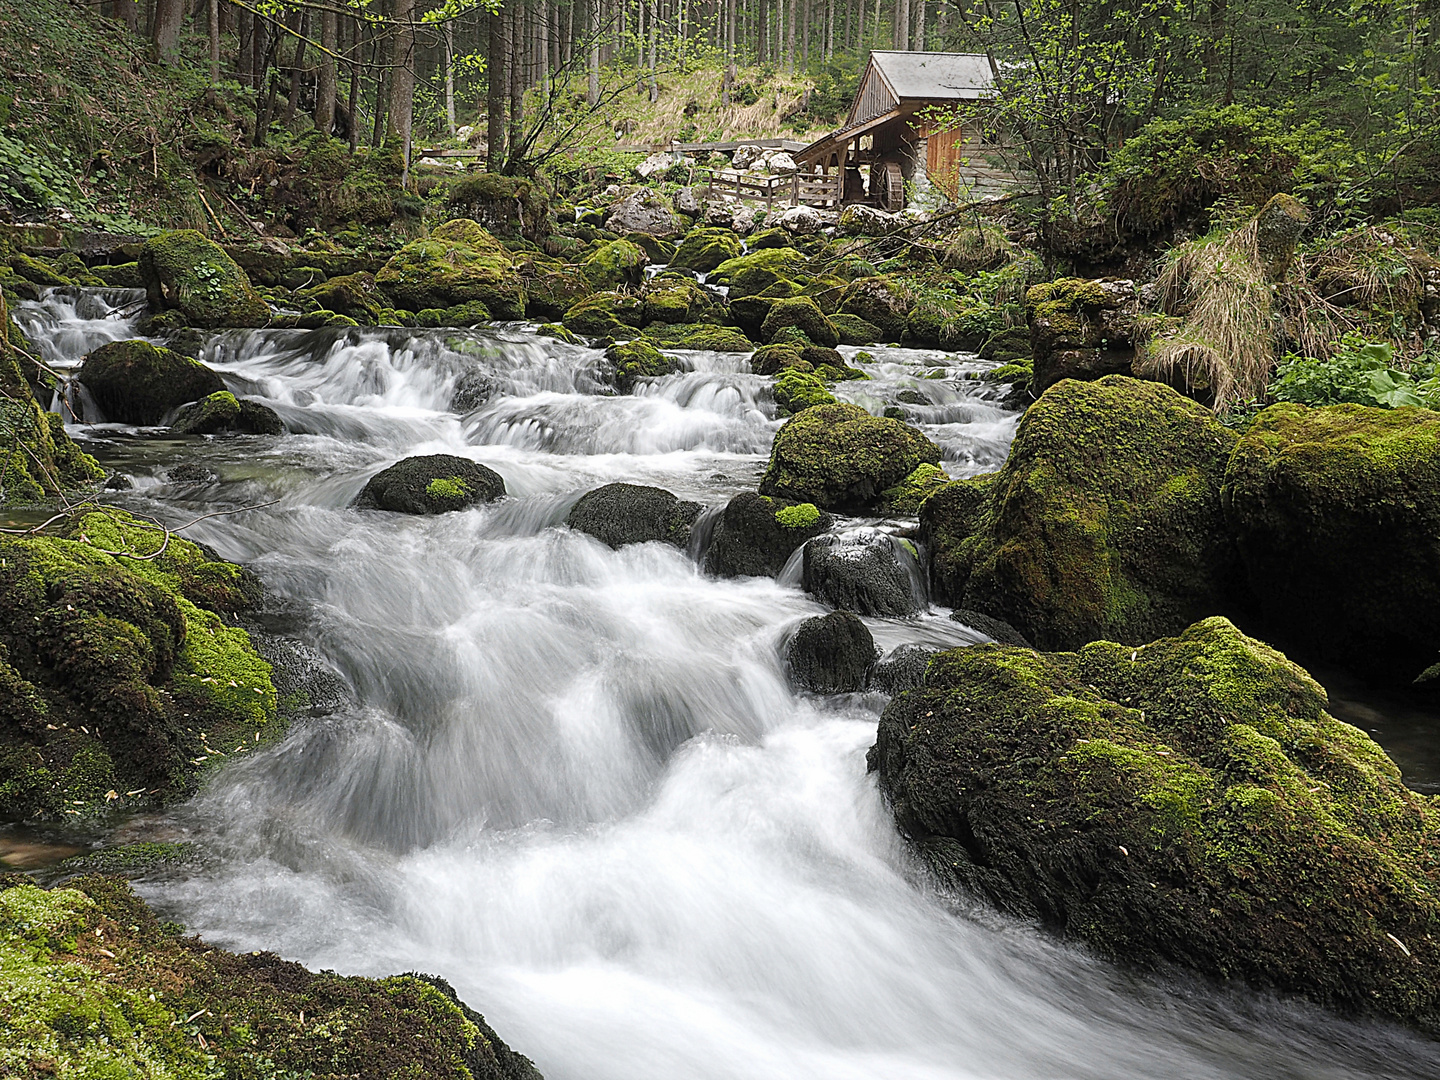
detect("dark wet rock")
[802,533,920,617]
[566,483,702,549]
[787,611,876,693]
[247,630,353,719]
[1223,402,1440,681]
[949,608,1032,646]
[867,643,937,695]
[760,403,941,513]
[451,370,499,412]
[923,376,1242,651]
[170,391,283,436]
[354,454,506,514]
[80,340,225,425]
[703,493,833,578]
[869,616,1440,1036]
[1026,278,1139,393]
[838,277,910,341]
[166,462,219,483]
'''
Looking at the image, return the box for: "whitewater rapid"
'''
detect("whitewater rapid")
[17,287,1438,1079]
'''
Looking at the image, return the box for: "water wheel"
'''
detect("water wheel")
[877,161,905,212]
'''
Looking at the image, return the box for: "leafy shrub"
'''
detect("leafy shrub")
[1270,333,1440,409]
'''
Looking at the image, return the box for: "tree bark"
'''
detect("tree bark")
[150,0,183,59]
[316,7,338,135]
[914,0,924,49]
[208,0,220,83]
[347,16,362,153]
[588,0,600,104]
[283,10,310,127]
[785,0,794,70]
[508,2,524,167]
[237,6,253,87]
[489,5,509,165]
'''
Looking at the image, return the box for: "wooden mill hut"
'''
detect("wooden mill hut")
[795,51,1007,211]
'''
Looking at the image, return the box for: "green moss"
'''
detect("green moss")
[707,248,811,297]
[1025,277,1111,320]
[641,323,753,351]
[760,296,840,348]
[670,227,742,273]
[138,231,267,328]
[375,219,525,319]
[168,389,239,436]
[561,291,645,337]
[415,300,492,328]
[829,312,883,345]
[605,340,681,393]
[760,402,942,512]
[582,238,649,289]
[837,276,911,341]
[871,616,1440,1032]
[772,370,836,415]
[426,476,472,501]
[79,340,225,426]
[879,462,952,515]
[537,322,581,344]
[774,502,821,529]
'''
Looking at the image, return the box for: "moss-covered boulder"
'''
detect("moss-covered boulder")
[138,230,268,329]
[924,376,1242,650]
[640,323,753,351]
[750,343,806,376]
[567,483,701,549]
[640,276,715,324]
[1222,403,1440,680]
[1026,277,1138,393]
[561,291,645,338]
[759,403,941,513]
[760,296,840,348]
[0,876,542,1079]
[296,271,386,323]
[0,510,274,819]
[830,312,883,345]
[772,370,836,415]
[375,219,525,319]
[447,171,550,242]
[878,462,951,515]
[169,391,284,436]
[870,616,1440,1033]
[838,277,911,341]
[670,227,743,273]
[79,341,226,426]
[703,492,832,577]
[92,261,143,288]
[605,340,683,393]
[355,454,506,514]
[581,239,649,289]
[707,248,810,298]
[905,292,964,347]
[518,261,593,321]
[788,611,875,693]
[802,534,920,617]
[415,301,494,328]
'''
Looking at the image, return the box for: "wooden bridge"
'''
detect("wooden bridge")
[699,168,843,210]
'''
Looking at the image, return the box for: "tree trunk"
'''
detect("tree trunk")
[283,10,309,127]
[489,5,509,166]
[118,0,138,34]
[442,20,456,136]
[151,0,183,58]
[588,0,600,104]
[208,0,220,83]
[389,0,416,174]
[371,7,390,150]
[802,0,809,68]
[785,0,794,70]
[914,0,924,49]
[508,3,524,167]
[347,16,362,153]
[237,6,252,87]
[316,8,338,135]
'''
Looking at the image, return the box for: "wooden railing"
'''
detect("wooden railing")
[699,169,843,209]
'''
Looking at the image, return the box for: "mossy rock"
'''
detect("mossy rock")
[0,876,542,1079]
[561,291,645,338]
[829,312,883,345]
[170,391,283,436]
[79,340,225,426]
[703,492,833,578]
[759,402,941,513]
[375,219,525,319]
[0,509,273,819]
[567,483,702,549]
[640,277,714,324]
[670,227,743,273]
[923,375,1242,651]
[878,462,951,515]
[518,261,592,320]
[8,253,70,287]
[355,454,506,515]
[640,323,752,351]
[746,228,793,251]
[605,340,683,393]
[1222,402,1440,680]
[772,370,836,416]
[707,248,811,298]
[138,231,268,328]
[760,296,839,348]
[297,271,386,323]
[905,293,963,347]
[870,616,1440,1034]
[788,611,875,693]
[750,343,807,376]
[447,170,550,242]
[537,323,581,345]
[838,276,911,341]
[415,301,493,328]
[91,262,143,289]
[581,238,649,289]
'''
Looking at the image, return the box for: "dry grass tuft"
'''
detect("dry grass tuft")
[1137,220,1276,411]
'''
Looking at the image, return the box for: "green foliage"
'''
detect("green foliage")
[1271,333,1440,410]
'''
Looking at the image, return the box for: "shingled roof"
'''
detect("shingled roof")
[867,51,995,100]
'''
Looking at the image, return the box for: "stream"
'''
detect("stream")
[14,285,1440,1079]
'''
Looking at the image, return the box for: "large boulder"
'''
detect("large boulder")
[80,340,226,425]
[802,532,921,617]
[138,230,268,328]
[375,219,525,319]
[924,376,1242,651]
[837,276,910,341]
[707,248,810,298]
[703,492,832,577]
[354,454,506,514]
[759,403,941,513]
[1026,278,1139,393]
[760,296,840,348]
[516,259,592,320]
[561,291,645,337]
[870,616,1440,1034]
[169,391,284,436]
[581,238,649,289]
[641,276,715,324]
[787,611,876,693]
[567,483,701,549]
[446,171,549,241]
[670,227,743,273]
[1223,402,1440,680]
[604,189,681,237]
[604,340,683,393]
[296,272,386,323]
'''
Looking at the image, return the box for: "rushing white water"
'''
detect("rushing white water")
[21,289,1439,1078]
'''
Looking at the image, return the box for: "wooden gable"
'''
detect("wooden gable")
[847,57,899,129]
